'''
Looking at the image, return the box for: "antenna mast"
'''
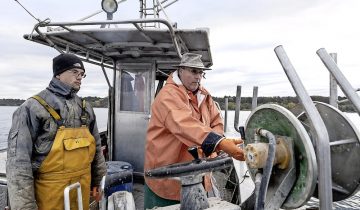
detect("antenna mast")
[139,0,178,28]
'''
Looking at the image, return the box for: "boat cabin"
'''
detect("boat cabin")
[24,18,213,177]
[11,2,360,210]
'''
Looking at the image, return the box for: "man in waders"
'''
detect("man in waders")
[144,53,245,209]
[6,53,107,210]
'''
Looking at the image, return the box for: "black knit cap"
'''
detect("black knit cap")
[53,53,85,76]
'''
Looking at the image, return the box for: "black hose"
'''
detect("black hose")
[255,128,276,210]
[254,173,262,210]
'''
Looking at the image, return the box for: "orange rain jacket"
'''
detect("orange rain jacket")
[144,70,224,201]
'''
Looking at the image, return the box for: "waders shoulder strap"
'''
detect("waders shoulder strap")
[31,95,63,126]
[80,99,88,126]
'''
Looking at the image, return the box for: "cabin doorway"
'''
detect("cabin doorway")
[113,63,155,175]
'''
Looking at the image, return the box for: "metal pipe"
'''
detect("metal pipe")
[109,61,116,161]
[274,45,333,209]
[38,35,114,65]
[317,48,360,115]
[0,178,7,185]
[338,88,360,104]
[252,86,258,110]
[338,98,349,104]
[34,24,63,54]
[224,97,228,132]
[132,23,156,43]
[30,17,192,68]
[329,53,338,108]
[234,86,241,132]
[101,64,112,88]
[64,182,83,210]
[161,0,178,10]
[34,18,183,58]
[155,0,172,24]
[99,176,107,210]
[60,25,105,45]
[140,0,144,19]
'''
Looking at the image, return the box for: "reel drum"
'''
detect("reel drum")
[298,102,360,201]
[245,104,318,208]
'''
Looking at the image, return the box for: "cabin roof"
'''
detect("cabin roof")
[24,20,212,75]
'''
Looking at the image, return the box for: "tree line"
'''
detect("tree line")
[0,95,356,112]
[0,97,107,108]
[213,95,355,112]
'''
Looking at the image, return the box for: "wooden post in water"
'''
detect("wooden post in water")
[318,48,360,115]
[252,86,258,110]
[224,97,228,132]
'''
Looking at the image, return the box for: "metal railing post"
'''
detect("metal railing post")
[329,53,338,108]
[275,45,333,210]
[234,86,242,133]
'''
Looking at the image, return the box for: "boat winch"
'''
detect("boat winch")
[243,102,360,209]
[297,102,360,201]
[245,104,317,209]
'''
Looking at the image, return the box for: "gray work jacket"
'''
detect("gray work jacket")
[6,78,107,210]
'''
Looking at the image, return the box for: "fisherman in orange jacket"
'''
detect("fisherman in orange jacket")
[144,53,245,208]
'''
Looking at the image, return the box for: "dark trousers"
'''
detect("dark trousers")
[144,183,179,209]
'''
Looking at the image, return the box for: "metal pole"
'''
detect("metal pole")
[317,48,360,115]
[109,62,116,161]
[329,53,338,108]
[64,182,83,210]
[252,86,258,110]
[101,64,112,88]
[274,45,333,209]
[224,97,228,132]
[234,86,242,133]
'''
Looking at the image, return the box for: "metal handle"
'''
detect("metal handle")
[64,182,83,210]
[188,146,200,162]
[274,45,333,209]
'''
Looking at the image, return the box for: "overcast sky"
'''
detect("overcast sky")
[1,0,360,99]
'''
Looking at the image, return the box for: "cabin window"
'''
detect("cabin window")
[119,69,150,112]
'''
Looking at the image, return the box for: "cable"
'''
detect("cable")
[239,170,249,185]
[14,0,41,23]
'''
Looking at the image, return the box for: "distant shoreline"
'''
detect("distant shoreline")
[0,97,108,108]
[0,96,356,112]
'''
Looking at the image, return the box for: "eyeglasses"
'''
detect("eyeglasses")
[67,69,86,78]
[184,68,206,77]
